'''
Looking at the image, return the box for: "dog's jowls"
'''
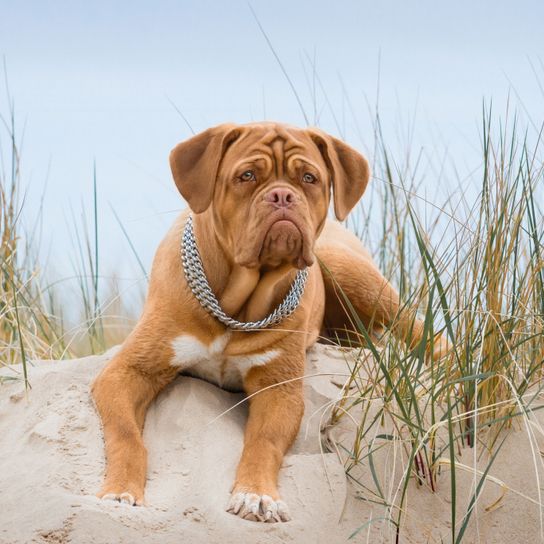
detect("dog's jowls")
[91,122,449,523]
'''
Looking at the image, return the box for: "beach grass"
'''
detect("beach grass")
[330,103,544,542]
[0,98,141,383]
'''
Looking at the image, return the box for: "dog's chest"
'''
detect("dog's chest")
[170,333,280,391]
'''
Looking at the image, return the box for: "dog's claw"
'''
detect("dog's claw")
[101,493,118,502]
[276,499,291,521]
[100,491,141,506]
[119,492,136,505]
[262,494,280,523]
[227,492,290,522]
[227,492,245,515]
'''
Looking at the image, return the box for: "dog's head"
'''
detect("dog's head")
[170,122,370,270]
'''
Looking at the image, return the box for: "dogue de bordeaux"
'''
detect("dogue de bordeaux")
[92,122,448,523]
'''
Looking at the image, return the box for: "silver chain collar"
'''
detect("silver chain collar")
[181,215,309,331]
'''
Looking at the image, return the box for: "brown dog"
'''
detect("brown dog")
[92,122,446,523]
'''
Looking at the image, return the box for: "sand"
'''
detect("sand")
[0,345,542,543]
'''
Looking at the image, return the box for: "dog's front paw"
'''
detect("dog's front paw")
[429,334,453,361]
[227,491,291,523]
[98,487,144,506]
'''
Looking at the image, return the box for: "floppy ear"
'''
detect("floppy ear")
[308,128,370,221]
[169,124,241,213]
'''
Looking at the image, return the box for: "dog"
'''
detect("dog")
[92,122,447,523]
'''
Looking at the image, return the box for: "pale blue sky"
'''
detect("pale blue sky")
[1,0,543,286]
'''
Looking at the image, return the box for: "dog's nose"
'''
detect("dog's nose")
[264,187,295,208]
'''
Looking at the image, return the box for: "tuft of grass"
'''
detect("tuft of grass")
[0,98,145,382]
[0,99,69,374]
[331,102,544,542]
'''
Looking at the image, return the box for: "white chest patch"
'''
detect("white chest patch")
[170,333,280,390]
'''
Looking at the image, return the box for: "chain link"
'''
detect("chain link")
[181,215,308,331]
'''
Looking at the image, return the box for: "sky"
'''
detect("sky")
[1,0,543,292]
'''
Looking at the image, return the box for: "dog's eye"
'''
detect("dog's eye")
[302,172,317,184]
[240,170,256,182]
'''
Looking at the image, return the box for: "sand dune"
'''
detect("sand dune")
[0,345,542,543]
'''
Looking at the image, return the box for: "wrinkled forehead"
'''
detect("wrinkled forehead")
[222,124,325,171]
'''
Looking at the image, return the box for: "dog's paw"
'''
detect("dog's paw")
[430,335,453,361]
[424,334,453,362]
[227,492,291,523]
[98,489,144,506]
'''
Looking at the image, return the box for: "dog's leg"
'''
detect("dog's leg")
[92,331,177,505]
[227,356,304,523]
[320,246,450,358]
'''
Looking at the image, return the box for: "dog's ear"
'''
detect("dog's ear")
[308,128,370,221]
[169,124,241,213]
